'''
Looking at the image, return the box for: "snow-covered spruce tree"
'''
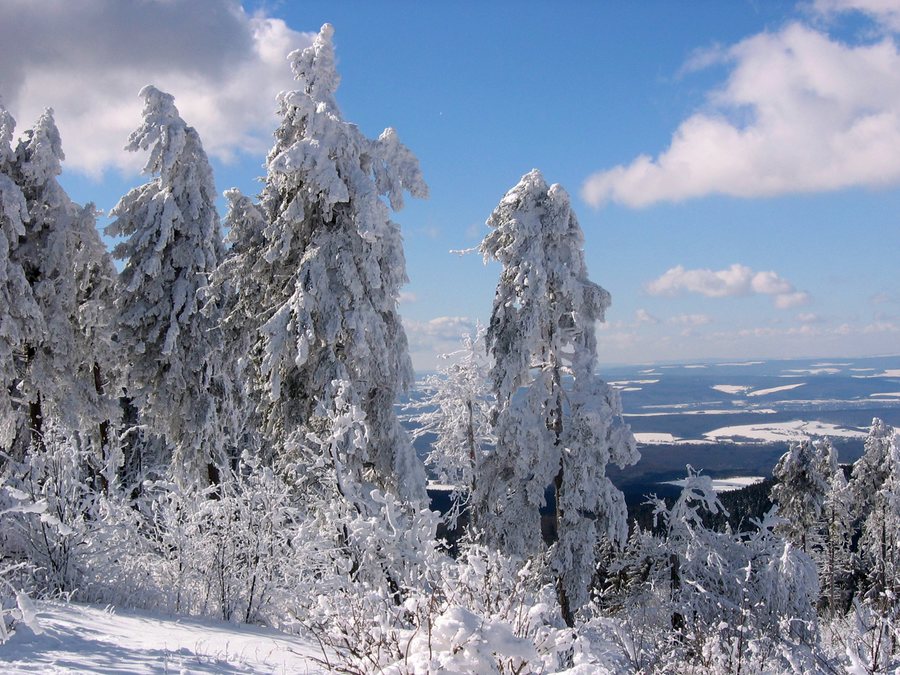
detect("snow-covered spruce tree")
[813,438,853,616]
[209,189,269,465]
[857,430,900,617]
[10,109,118,473]
[108,86,225,484]
[770,438,830,552]
[477,169,638,624]
[247,24,428,502]
[405,324,494,524]
[0,100,40,452]
[849,417,895,525]
[845,428,900,675]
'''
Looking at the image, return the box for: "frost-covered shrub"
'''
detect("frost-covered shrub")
[411,545,573,674]
[304,542,574,674]
[103,459,306,623]
[821,599,900,674]
[603,468,820,673]
[0,474,47,643]
[1,426,98,595]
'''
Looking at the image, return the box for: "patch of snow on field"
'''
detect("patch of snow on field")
[715,361,764,367]
[640,403,692,410]
[634,432,680,444]
[683,364,707,369]
[870,392,900,398]
[712,384,751,395]
[0,601,325,674]
[852,369,900,379]
[625,408,777,418]
[782,368,840,375]
[610,379,660,386]
[747,382,805,397]
[665,476,765,493]
[703,420,865,443]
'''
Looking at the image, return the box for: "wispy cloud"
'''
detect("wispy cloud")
[646,263,809,309]
[634,308,660,325]
[669,313,713,327]
[582,15,900,207]
[796,312,823,323]
[0,0,312,177]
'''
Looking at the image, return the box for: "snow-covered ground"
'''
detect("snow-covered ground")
[0,601,324,674]
[665,476,765,493]
[714,361,764,367]
[746,382,805,397]
[634,432,680,444]
[703,420,865,443]
[711,384,751,395]
[852,369,900,378]
[632,419,866,445]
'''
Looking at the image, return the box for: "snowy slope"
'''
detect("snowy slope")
[0,601,325,674]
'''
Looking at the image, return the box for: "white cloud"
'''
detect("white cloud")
[0,0,313,177]
[670,313,713,327]
[646,263,809,309]
[582,19,900,207]
[398,291,418,304]
[634,308,660,325]
[812,0,900,32]
[774,291,812,309]
[403,315,480,371]
[796,312,823,323]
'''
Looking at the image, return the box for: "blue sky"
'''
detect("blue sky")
[2,0,899,370]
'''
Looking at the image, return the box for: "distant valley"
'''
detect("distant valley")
[410,354,900,508]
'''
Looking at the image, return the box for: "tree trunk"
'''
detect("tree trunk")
[92,362,110,493]
[25,342,45,455]
[549,354,574,626]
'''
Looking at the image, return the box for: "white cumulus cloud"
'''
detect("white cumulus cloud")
[403,316,479,371]
[582,16,900,207]
[812,0,900,33]
[0,0,313,177]
[646,263,809,309]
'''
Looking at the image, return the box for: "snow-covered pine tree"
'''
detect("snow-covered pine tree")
[0,100,40,451]
[209,188,270,466]
[849,417,895,524]
[814,439,853,616]
[108,86,225,484]
[857,428,900,616]
[10,109,118,473]
[770,438,830,552]
[477,169,638,624]
[248,24,428,502]
[405,324,493,522]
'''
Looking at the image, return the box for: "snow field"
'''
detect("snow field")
[0,601,325,674]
